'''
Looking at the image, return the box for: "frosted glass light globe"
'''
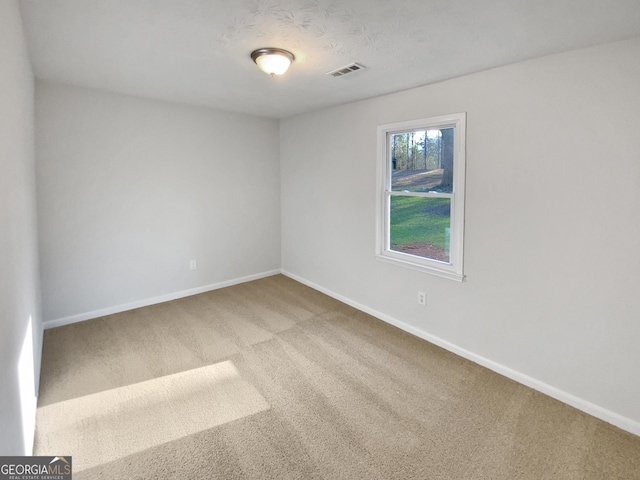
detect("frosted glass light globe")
[251,48,295,76]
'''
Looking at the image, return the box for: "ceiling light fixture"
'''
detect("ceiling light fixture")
[251,48,295,76]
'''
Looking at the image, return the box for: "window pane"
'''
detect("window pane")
[390,196,450,262]
[391,128,453,193]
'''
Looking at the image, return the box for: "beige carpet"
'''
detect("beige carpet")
[35,275,640,479]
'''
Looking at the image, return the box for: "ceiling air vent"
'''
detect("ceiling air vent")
[326,63,365,78]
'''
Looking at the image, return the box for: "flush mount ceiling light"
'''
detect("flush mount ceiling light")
[250,48,295,76]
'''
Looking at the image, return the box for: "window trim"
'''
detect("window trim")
[375,112,467,282]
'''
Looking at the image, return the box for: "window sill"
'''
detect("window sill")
[375,254,465,282]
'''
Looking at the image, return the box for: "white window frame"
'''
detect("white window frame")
[375,112,467,282]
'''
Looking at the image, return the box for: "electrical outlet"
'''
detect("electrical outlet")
[417,291,426,306]
[190,259,197,270]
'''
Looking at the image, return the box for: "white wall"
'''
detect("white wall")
[0,0,42,455]
[281,38,640,433]
[36,82,281,324]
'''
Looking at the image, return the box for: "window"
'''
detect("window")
[376,113,466,281]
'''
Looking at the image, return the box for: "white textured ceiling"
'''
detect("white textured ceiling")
[19,0,640,118]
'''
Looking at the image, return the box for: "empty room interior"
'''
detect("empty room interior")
[2,0,640,478]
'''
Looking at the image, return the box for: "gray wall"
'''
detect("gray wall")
[281,38,640,433]
[0,0,42,455]
[36,82,281,324]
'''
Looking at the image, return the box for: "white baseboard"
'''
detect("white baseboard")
[281,270,640,438]
[43,269,281,330]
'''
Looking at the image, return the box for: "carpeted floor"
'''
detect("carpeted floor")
[34,274,640,479]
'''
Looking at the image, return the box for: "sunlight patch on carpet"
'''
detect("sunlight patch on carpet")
[35,361,270,472]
